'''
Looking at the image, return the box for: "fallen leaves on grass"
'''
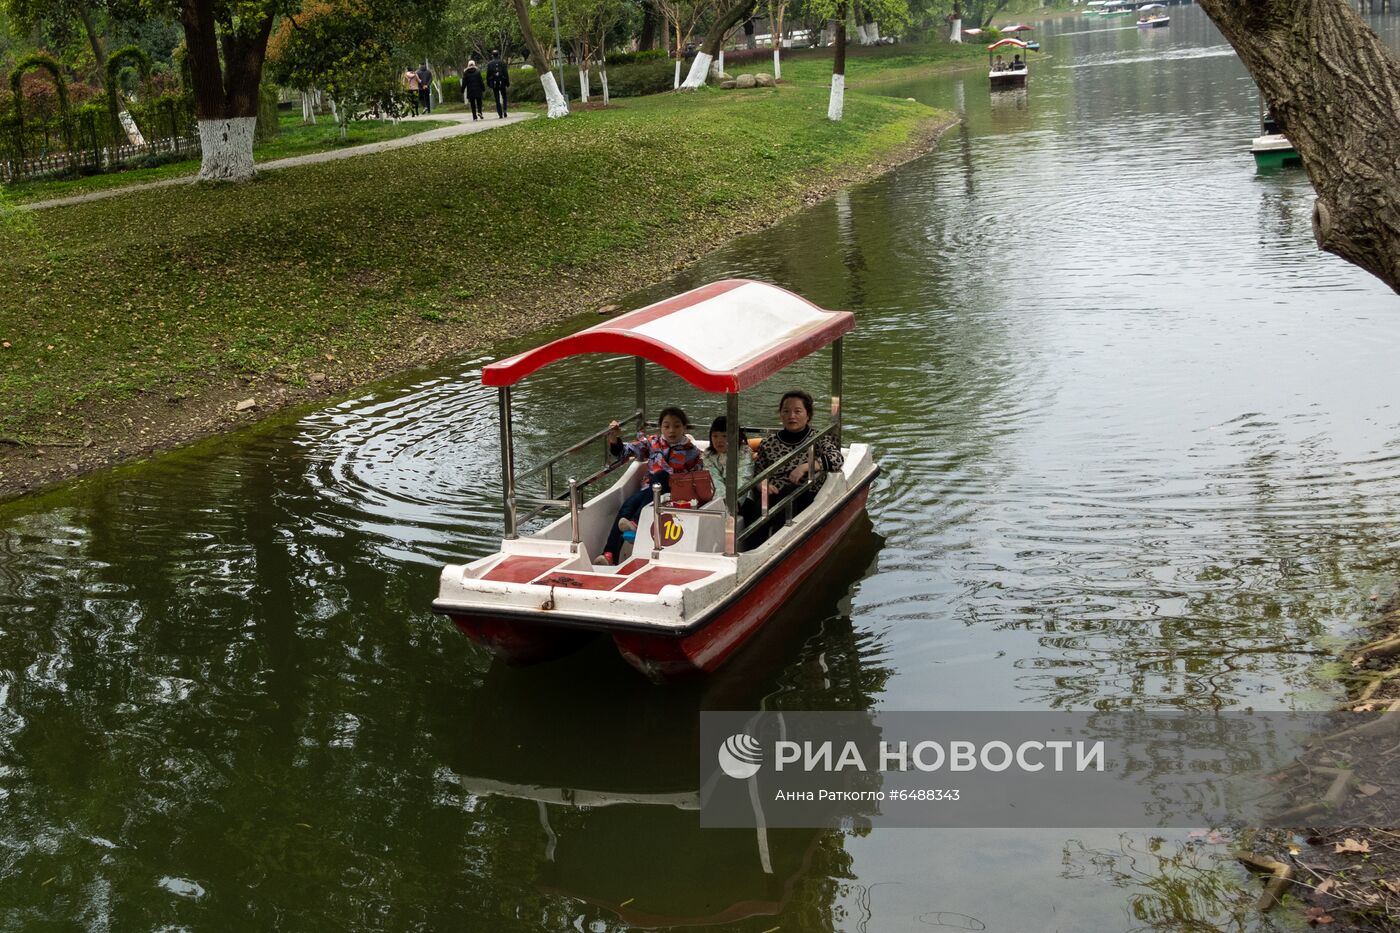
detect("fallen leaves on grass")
[1334,837,1371,854]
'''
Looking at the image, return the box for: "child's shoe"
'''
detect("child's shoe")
[618,518,637,533]
[600,551,615,566]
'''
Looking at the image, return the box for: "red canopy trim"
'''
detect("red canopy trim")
[481,279,854,393]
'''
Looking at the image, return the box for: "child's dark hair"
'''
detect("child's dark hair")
[778,389,815,418]
[708,415,746,444]
[657,406,689,428]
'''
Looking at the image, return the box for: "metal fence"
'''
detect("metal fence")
[0,97,198,183]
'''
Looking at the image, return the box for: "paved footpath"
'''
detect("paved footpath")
[24,110,535,212]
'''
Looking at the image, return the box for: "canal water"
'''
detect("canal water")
[4,6,1399,930]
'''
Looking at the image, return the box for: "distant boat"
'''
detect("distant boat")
[998,23,1040,50]
[987,38,1031,89]
[1251,102,1301,169]
[1136,3,1170,27]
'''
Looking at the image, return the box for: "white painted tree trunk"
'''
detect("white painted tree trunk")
[601,64,610,105]
[579,67,589,102]
[118,110,145,146]
[827,73,845,121]
[584,67,592,100]
[432,78,442,103]
[950,17,962,42]
[681,51,713,88]
[196,116,257,182]
[301,92,316,124]
[541,72,569,118]
[674,58,682,89]
[773,47,782,80]
[868,22,880,42]
[856,23,870,44]
[717,49,725,76]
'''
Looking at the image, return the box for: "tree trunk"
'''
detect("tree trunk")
[639,1,660,50]
[510,0,570,117]
[76,3,126,146]
[601,61,610,105]
[1198,0,1400,293]
[301,91,316,124]
[682,1,753,88]
[771,3,785,79]
[178,0,274,181]
[828,8,846,121]
[579,66,589,102]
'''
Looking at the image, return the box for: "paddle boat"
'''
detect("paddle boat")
[1099,2,1134,16]
[1136,3,1170,27]
[1000,23,1039,50]
[987,38,1031,89]
[432,279,880,680]
[1251,101,1301,169]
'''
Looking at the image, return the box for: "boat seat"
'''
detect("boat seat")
[633,498,727,555]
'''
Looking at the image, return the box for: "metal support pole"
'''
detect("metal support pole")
[499,386,517,538]
[568,477,580,552]
[635,357,647,427]
[724,392,740,556]
[650,481,663,557]
[549,0,568,102]
[546,463,555,500]
[831,337,843,446]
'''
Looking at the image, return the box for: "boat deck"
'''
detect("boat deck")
[481,553,716,595]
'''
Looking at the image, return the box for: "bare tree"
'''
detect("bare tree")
[1198,0,1400,293]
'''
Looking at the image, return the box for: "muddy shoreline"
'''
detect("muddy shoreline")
[0,113,959,505]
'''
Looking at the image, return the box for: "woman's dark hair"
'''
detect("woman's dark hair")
[657,406,690,428]
[777,390,814,418]
[708,415,746,445]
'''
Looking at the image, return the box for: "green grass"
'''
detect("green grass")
[733,37,987,85]
[2,110,453,204]
[0,82,945,441]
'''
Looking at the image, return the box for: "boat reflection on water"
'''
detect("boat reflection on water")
[988,86,1030,114]
[428,520,890,927]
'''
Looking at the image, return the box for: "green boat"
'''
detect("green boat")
[1251,104,1302,169]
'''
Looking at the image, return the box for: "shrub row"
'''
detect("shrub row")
[507,58,676,103]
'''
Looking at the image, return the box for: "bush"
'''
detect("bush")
[441,75,461,102]
[606,48,671,66]
[507,58,675,103]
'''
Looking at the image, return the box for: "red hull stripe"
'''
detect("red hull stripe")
[613,485,870,677]
[480,279,853,392]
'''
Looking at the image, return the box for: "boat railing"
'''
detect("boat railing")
[512,409,647,529]
[736,421,842,545]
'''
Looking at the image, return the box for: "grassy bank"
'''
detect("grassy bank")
[3,110,453,204]
[0,81,949,493]
[729,37,986,85]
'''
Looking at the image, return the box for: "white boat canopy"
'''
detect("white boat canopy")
[482,279,854,393]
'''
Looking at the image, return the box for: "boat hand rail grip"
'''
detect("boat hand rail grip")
[516,409,645,482]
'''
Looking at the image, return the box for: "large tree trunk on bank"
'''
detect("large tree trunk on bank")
[510,0,570,117]
[828,8,846,121]
[1198,0,1400,293]
[178,0,274,181]
[681,1,753,89]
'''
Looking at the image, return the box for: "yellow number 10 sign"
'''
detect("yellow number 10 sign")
[659,516,685,546]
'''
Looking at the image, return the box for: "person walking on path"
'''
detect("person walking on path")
[403,68,421,117]
[416,63,433,114]
[463,61,487,121]
[486,51,509,118]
